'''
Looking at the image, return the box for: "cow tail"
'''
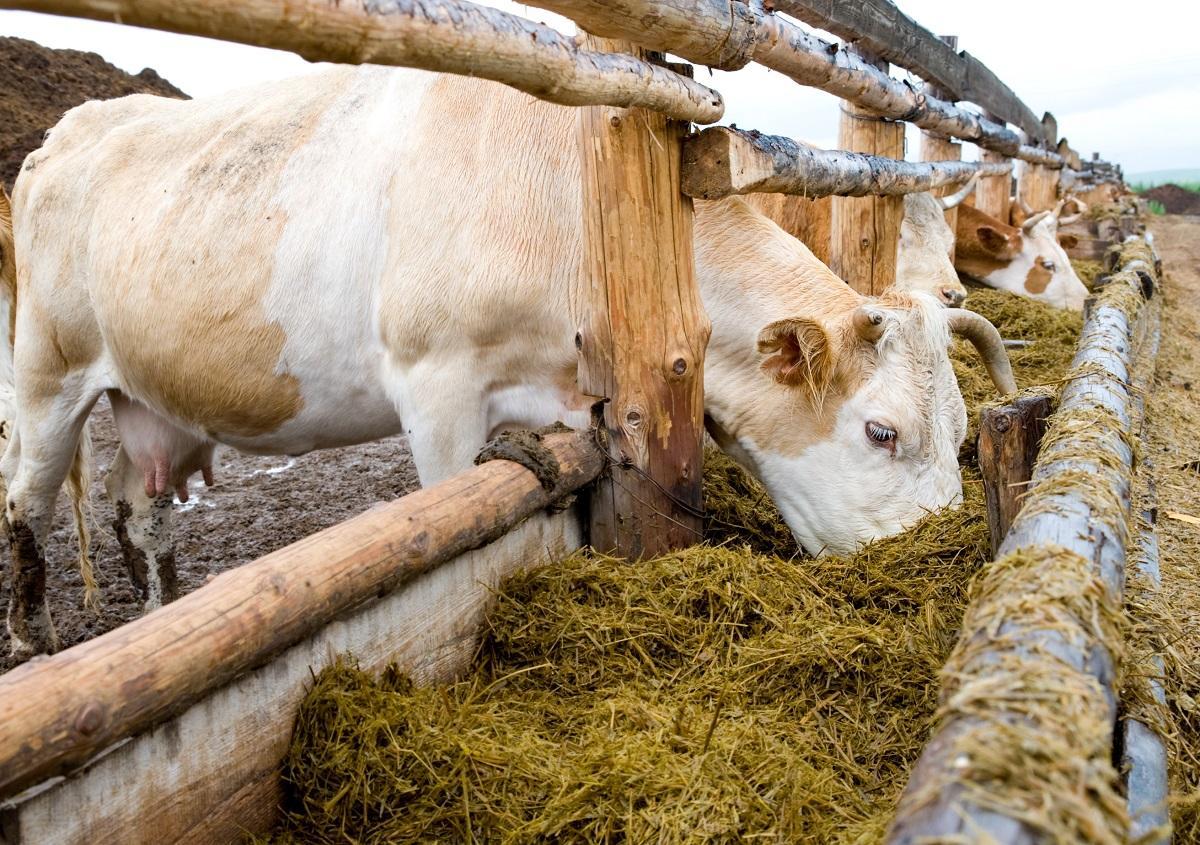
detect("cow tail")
[0,187,97,610]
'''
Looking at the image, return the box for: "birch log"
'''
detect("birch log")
[0,0,724,124]
[682,128,1012,201]
[522,0,1062,164]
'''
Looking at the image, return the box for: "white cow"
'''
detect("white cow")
[1,67,1013,656]
[955,200,1089,310]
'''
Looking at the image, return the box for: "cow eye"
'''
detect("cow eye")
[1041,259,1056,272]
[865,421,897,447]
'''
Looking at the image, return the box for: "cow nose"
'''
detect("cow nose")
[940,288,966,307]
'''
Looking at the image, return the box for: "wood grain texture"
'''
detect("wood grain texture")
[770,1,1046,144]
[0,0,724,123]
[0,431,602,798]
[831,61,905,297]
[975,148,1013,224]
[522,0,1056,162]
[682,127,1009,200]
[919,130,962,261]
[0,511,583,844]
[1018,162,1060,214]
[575,36,709,558]
[978,393,1054,557]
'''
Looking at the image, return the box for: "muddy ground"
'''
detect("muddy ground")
[0,400,420,671]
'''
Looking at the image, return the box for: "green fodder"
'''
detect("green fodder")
[270,476,988,845]
[267,288,1082,845]
[1071,259,1105,289]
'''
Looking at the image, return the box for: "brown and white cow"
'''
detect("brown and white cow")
[1,67,1013,655]
[747,178,979,308]
[955,200,1088,310]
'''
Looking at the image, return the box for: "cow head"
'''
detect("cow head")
[705,296,1013,556]
[956,201,1088,310]
[893,177,979,308]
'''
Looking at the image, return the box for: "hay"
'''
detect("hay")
[265,288,1083,845]
[1072,258,1105,289]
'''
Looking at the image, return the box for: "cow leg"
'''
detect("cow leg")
[106,392,214,611]
[397,369,491,487]
[2,394,97,657]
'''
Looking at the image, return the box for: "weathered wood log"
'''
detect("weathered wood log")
[682,127,1011,200]
[977,392,1054,557]
[974,126,1013,223]
[919,54,963,262]
[522,0,1060,163]
[769,2,1046,144]
[575,37,709,558]
[1016,143,1065,169]
[1018,160,1060,213]
[0,510,582,843]
[887,240,1160,843]
[0,0,724,124]
[831,49,905,297]
[0,430,603,798]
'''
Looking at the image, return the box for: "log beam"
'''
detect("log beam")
[974,112,1013,222]
[522,0,1059,164]
[682,127,1010,201]
[0,0,725,124]
[887,239,1161,843]
[0,430,603,797]
[977,392,1054,557]
[575,38,709,558]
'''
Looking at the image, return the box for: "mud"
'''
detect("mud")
[0,398,420,671]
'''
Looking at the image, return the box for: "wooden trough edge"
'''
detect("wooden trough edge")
[0,430,604,802]
[522,0,1063,165]
[0,0,724,124]
[887,236,1163,843]
[681,126,1011,200]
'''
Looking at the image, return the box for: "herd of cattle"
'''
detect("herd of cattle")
[0,66,1092,658]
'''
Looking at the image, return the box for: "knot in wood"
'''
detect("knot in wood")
[609,115,622,129]
[625,409,643,429]
[993,413,1012,434]
[672,358,688,376]
[574,331,583,351]
[75,702,105,737]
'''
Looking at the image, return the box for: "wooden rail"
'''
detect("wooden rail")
[522,0,1064,166]
[770,0,1047,145]
[682,127,1011,200]
[888,241,1160,842]
[0,0,724,124]
[0,431,603,797]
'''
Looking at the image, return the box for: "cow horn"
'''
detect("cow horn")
[940,173,979,210]
[1021,210,1052,232]
[1056,196,1087,227]
[853,306,888,344]
[947,310,1017,395]
[1018,196,1034,216]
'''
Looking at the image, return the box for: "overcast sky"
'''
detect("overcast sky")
[3,1,1196,174]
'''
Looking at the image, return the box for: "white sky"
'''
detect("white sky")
[2,1,1197,174]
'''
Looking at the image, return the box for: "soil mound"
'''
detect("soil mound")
[1142,183,1200,215]
[0,36,186,190]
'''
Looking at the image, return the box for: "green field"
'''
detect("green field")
[1128,168,1200,192]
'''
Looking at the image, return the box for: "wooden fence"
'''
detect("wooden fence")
[0,0,1154,842]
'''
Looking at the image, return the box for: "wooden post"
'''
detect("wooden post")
[1017,113,1060,213]
[919,36,962,260]
[974,111,1012,223]
[830,47,905,295]
[977,392,1053,556]
[575,36,709,558]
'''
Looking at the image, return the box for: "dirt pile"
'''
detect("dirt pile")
[1142,184,1200,215]
[0,36,186,191]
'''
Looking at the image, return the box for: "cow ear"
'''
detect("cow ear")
[977,226,1013,256]
[757,317,835,397]
[1057,233,1079,249]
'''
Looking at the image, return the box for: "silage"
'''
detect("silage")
[266,289,1082,845]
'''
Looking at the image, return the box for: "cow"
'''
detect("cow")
[1,66,1014,656]
[745,177,979,308]
[955,199,1089,310]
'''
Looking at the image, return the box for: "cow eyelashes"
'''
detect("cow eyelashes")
[1041,259,1056,272]
[866,421,897,446]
